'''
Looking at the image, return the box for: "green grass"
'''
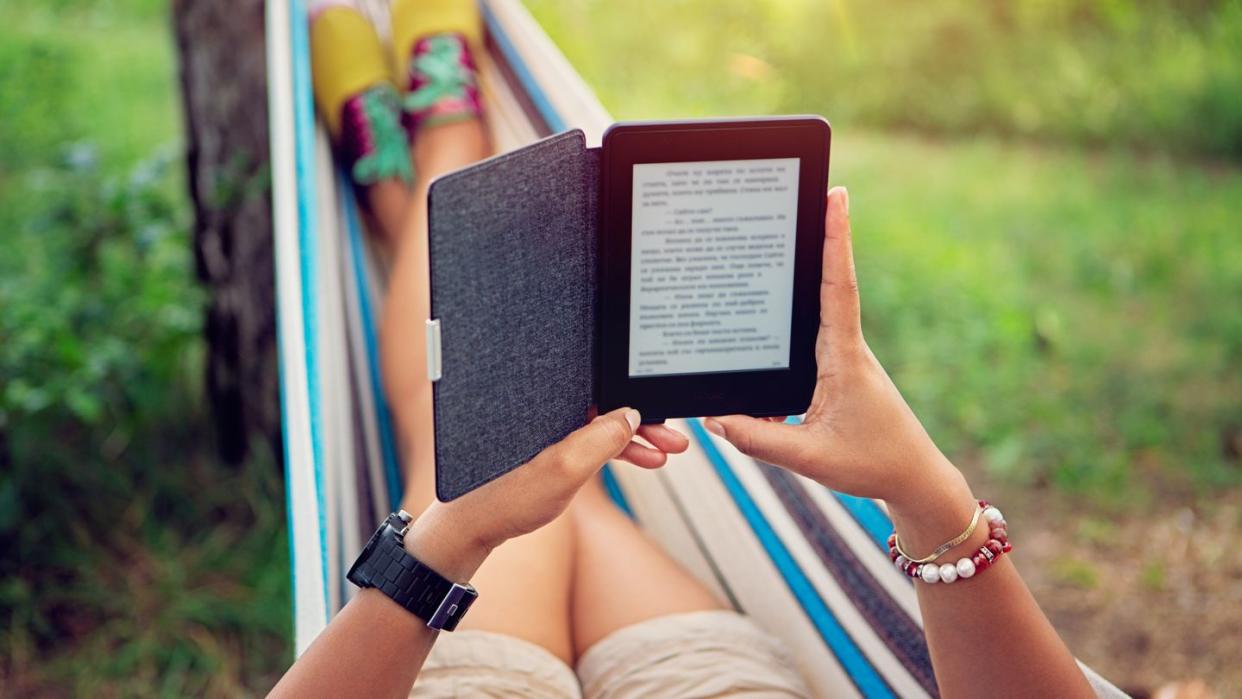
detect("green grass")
[1051,556,1101,590]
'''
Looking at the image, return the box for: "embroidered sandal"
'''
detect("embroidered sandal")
[400,32,483,135]
[309,4,413,186]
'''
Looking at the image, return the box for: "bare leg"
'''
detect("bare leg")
[362,180,414,250]
[400,425,576,663]
[381,119,486,481]
[568,473,724,658]
[384,119,577,664]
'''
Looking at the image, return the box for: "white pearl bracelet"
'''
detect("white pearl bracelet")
[890,502,1010,584]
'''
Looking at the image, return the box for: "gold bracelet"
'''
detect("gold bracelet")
[893,504,983,564]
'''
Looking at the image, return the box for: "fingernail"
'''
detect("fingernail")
[703,418,725,438]
[625,409,641,433]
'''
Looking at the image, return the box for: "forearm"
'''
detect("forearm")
[269,589,437,699]
[269,507,488,699]
[887,463,1095,699]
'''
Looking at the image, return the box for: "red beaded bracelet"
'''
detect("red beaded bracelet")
[888,500,1012,584]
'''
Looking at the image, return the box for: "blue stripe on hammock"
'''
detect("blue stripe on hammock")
[785,416,892,552]
[687,419,896,699]
[600,464,633,518]
[339,178,405,511]
[290,0,330,617]
[831,491,893,555]
[480,2,568,134]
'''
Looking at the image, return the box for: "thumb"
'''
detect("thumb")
[537,407,640,483]
[704,415,810,471]
[820,186,861,345]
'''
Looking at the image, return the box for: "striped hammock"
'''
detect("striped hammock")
[265,1,1126,696]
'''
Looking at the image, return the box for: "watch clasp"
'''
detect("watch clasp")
[428,583,478,631]
[389,509,414,539]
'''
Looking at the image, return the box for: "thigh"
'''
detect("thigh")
[568,477,724,658]
[456,514,576,663]
[401,447,577,665]
[379,119,488,461]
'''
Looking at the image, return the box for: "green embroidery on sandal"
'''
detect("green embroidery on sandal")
[350,85,414,186]
[404,35,472,113]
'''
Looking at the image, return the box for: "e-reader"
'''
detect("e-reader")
[426,116,830,499]
[597,117,831,421]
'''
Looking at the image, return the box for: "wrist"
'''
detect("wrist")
[402,504,491,582]
[885,460,977,557]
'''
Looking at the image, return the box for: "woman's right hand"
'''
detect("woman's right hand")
[705,187,972,524]
[713,188,1098,699]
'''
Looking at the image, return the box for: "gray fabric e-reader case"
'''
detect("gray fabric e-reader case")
[427,130,600,501]
[427,118,830,501]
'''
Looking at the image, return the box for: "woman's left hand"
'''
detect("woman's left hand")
[601,408,690,469]
[408,407,682,579]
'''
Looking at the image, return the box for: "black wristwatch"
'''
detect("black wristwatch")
[347,510,478,631]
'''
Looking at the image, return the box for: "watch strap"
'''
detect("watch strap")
[347,520,476,631]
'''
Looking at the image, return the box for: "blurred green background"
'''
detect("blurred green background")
[1,0,288,695]
[3,0,1240,694]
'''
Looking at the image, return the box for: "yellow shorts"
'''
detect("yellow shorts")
[410,610,811,698]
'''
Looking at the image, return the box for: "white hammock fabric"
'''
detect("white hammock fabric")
[265,1,1126,696]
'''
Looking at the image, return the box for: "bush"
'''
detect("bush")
[0,149,289,694]
[1,146,198,431]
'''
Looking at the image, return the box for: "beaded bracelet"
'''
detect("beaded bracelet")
[888,501,1012,584]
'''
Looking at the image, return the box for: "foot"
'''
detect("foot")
[339,84,415,186]
[309,4,413,187]
[400,33,483,136]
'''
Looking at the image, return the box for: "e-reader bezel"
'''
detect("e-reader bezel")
[597,116,831,422]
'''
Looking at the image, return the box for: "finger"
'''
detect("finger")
[637,423,690,453]
[820,186,861,343]
[536,407,641,483]
[704,415,812,471]
[616,440,668,469]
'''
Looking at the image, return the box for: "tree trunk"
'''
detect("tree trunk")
[172,0,280,464]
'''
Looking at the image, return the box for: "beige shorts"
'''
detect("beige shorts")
[410,610,811,698]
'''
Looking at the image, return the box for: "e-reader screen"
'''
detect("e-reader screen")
[628,157,800,377]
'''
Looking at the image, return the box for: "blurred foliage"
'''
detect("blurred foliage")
[0,0,290,694]
[528,0,1242,503]
[0,147,196,430]
[0,0,179,176]
[529,0,1242,158]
